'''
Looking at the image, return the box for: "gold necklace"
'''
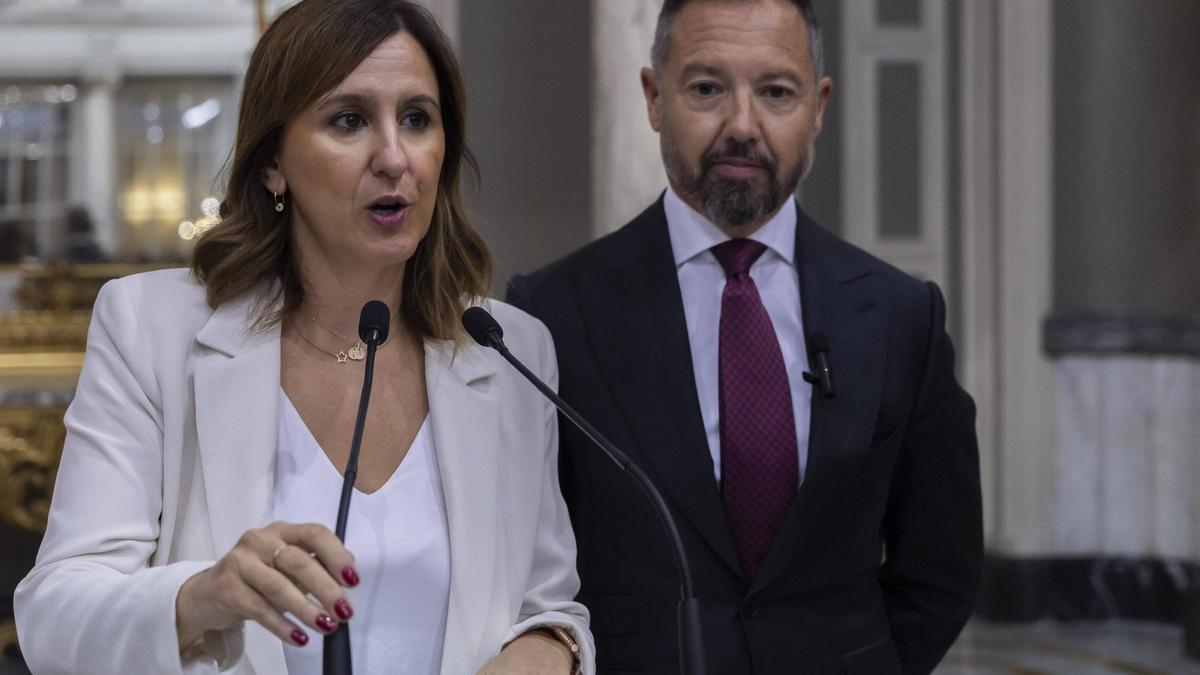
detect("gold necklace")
[294,317,386,364]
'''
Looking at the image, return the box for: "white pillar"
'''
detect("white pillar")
[994,0,1056,555]
[960,0,1000,547]
[590,0,666,236]
[78,67,120,257]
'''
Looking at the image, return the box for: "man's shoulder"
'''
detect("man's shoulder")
[799,211,932,307]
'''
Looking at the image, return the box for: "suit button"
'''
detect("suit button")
[740,602,757,620]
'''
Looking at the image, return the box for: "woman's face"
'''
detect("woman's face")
[265,31,445,274]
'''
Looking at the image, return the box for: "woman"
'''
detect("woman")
[14,1,593,673]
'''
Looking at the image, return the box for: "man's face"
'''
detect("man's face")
[642,0,832,234]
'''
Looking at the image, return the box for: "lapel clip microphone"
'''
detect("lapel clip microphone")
[802,333,835,399]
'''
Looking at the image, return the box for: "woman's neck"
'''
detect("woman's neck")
[296,261,406,340]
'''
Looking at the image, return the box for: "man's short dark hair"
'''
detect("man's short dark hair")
[651,0,824,79]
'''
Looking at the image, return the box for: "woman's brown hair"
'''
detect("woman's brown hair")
[191,0,490,340]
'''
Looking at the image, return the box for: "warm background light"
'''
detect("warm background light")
[120,184,186,226]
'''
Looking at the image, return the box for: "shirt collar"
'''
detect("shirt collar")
[664,185,797,268]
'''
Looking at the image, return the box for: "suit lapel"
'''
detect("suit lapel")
[750,207,888,594]
[574,200,743,578]
[426,339,504,674]
[192,292,286,675]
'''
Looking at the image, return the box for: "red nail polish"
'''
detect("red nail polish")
[335,598,354,620]
[342,566,360,587]
[316,614,336,633]
[291,629,309,646]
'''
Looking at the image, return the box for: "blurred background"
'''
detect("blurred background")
[0,0,1197,672]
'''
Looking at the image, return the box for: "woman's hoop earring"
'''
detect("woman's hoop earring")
[274,192,286,213]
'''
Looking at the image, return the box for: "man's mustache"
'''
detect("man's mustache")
[700,144,777,174]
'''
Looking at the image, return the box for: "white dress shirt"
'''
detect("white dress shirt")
[274,391,450,675]
[664,187,812,484]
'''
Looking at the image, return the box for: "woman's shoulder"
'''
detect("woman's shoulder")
[479,298,552,351]
[101,267,204,301]
[93,268,213,337]
[464,299,556,384]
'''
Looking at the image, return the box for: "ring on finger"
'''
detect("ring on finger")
[270,543,288,568]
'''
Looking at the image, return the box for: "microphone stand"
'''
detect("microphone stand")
[465,309,706,674]
[323,306,387,675]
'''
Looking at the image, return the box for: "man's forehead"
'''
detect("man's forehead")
[669,0,812,67]
[674,0,810,36]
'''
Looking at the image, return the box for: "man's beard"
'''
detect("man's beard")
[664,137,810,229]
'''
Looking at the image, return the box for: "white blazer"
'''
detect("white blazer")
[15,269,595,675]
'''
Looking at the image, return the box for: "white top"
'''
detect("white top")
[273,389,450,675]
[663,186,812,484]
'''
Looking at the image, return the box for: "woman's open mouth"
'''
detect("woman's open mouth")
[367,199,409,226]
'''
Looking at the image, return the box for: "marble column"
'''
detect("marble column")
[590,0,666,236]
[994,0,1057,557]
[954,0,1059,557]
[1053,0,1200,315]
[1036,0,1200,561]
[1052,356,1200,559]
[77,65,120,258]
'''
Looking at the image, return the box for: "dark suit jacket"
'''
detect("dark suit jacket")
[507,198,983,675]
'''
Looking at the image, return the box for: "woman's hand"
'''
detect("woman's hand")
[477,630,574,674]
[175,521,359,651]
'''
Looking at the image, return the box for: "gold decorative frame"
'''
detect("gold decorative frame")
[0,406,68,532]
[0,352,85,389]
[0,262,177,387]
[0,264,175,532]
[0,619,16,663]
[7,262,155,313]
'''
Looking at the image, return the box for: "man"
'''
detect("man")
[507,1,982,672]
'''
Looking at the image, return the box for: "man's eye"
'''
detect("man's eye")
[764,86,792,99]
[692,83,719,97]
[332,113,366,130]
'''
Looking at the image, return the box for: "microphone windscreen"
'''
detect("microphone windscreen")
[809,334,831,353]
[359,300,390,344]
[461,306,503,347]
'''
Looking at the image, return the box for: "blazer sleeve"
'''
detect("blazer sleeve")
[500,318,596,674]
[14,282,222,675]
[879,282,984,674]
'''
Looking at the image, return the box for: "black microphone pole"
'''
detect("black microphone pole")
[461,307,707,675]
[323,300,390,675]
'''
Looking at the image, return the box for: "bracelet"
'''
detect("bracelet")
[529,625,580,671]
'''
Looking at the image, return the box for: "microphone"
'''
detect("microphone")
[801,333,834,399]
[358,300,390,346]
[461,307,707,675]
[324,300,390,675]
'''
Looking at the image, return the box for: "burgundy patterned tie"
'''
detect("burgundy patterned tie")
[712,238,798,579]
